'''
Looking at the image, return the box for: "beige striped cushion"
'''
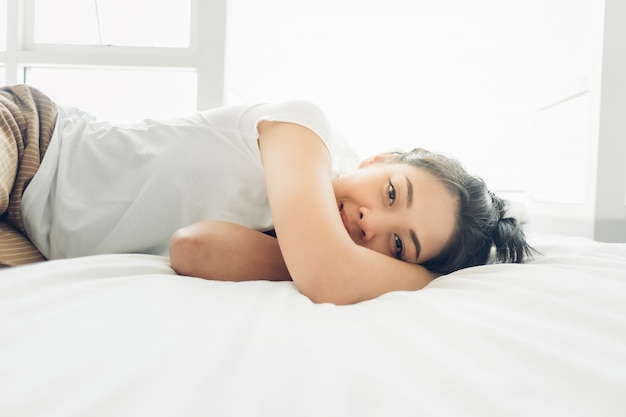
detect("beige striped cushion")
[0,85,57,267]
[0,221,45,267]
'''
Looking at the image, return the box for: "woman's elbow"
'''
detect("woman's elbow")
[291,272,357,306]
[300,287,358,306]
[169,227,204,277]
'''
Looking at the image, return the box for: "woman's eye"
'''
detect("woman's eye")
[393,233,404,258]
[387,181,396,206]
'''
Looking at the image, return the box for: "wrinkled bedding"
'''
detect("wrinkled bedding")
[1,235,625,417]
[0,85,57,266]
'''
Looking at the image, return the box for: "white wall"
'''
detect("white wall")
[594,0,626,242]
[527,0,626,242]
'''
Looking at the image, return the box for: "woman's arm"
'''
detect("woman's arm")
[169,221,291,282]
[258,120,437,305]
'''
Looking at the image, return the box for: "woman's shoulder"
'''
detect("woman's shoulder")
[239,100,335,155]
[242,100,332,135]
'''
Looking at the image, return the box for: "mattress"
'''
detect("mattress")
[1,235,625,416]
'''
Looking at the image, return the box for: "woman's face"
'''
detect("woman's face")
[332,159,458,265]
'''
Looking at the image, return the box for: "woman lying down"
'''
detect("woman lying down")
[0,85,532,305]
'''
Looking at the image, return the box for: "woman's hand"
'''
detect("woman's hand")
[169,221,291,282]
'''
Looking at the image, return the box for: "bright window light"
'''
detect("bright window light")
[34,0,191,47]
[225,0,537,191]
[0,0,6,51]
[225,0,599,192]
[26,67,197,122]
[0,67,5,85]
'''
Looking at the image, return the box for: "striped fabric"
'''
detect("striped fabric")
[0,222,45,266]
[0,85,57,267]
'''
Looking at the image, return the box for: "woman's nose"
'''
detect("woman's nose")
[358,207,377,241]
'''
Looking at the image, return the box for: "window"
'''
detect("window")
[33,0,191,47]
[2,0,226,119]
[26,67,197,122]
[0,0,6,52]
[1,0,9,85]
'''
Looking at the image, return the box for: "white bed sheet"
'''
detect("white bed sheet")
[1,235,625,417]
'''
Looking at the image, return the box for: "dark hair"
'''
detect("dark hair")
[390,148,533,275]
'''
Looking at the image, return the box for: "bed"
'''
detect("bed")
[1,234,625,417]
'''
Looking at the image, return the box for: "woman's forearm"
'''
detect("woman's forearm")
[258,120,435,305]
[169,221,291,282]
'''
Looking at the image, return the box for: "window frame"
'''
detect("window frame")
[1,0,227,110]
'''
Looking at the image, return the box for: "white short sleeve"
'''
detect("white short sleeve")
[238,100,335,159]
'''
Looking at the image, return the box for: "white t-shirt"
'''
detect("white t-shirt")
[21,100,339,259]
